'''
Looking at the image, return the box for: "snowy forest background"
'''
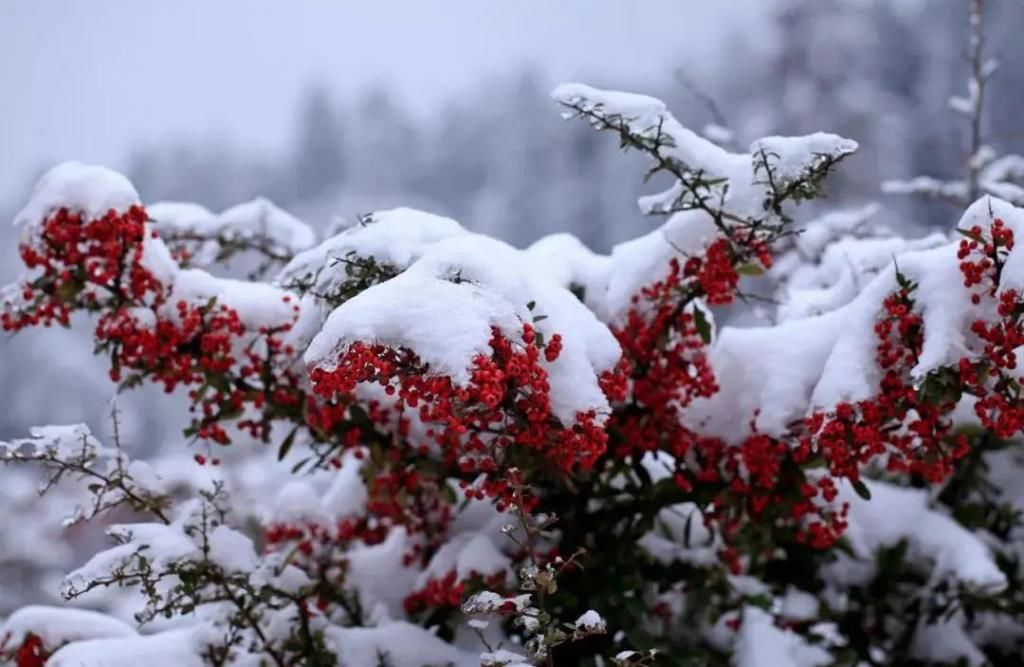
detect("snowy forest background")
[4,0,1024,539]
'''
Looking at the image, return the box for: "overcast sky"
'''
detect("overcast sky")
[0,1,765,203]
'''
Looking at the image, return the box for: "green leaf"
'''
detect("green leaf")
[893,259,917,293]
[119,373,144,391]
[526,300,536,311]
[217,405,244,421]
[207,373,232,395]
[290,456,311,475]
[693,306,713,344]
[55,278,83,304]
[851,478,872,501]
[736,263,765,277]
[277,426,299,461]
[954,502,987,528]
[956,227,984,243]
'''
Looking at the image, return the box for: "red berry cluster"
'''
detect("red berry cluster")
[3,206,308,446]
[264,517,386,558]
[956,221,1024,438]
[958,219,1013,299]
[610,257,718,461]
[2,205,154,331]
[10,633,46,667]
[802,282,965,486]
[310,323,612,500]
[604,228,984,561]
[683,239,741,306]
[605,235,852,558]
[403,569,507,616]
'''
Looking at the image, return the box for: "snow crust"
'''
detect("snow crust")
[306,231,622,424]
[150,198,315,265]
[550,84,856,323]
[217,198,315,252]
[326,621,477,667]
[14,162,139,231]
[206,524,259,573]
[733,607,832,667]
[0,605,135,650]
[47,627,208,667]
[5,85,1024,667]
[751,133,859,184]
[840,479,1006,590]
[575,609,606,632]
[278,207,466,295]
[683,197,1024,441]
[146,202,214,236]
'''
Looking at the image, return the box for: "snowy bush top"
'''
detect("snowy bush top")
[1,66,1023,667]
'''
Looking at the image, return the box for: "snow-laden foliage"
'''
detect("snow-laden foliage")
[2,67,1024,667]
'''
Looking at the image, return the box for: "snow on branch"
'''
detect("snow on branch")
[0,423,171,525]
[276,207,465,310]
[839,479,1006,591]
[687,195,1023,444]
[4,69,1024,666]
[553,83,856,226]
[305,231,622,425]
[149,198,315,277]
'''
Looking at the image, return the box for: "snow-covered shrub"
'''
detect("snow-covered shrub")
[2,71,1024,666]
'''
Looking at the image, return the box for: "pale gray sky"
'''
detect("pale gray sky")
[0,1,765,202]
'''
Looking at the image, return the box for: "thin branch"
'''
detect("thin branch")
[966,0,988,203]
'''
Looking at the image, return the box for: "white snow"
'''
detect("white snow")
[169,268,297,328]
[684,216,991,441]
[733,607,832,667]
[276,207,466,311]
[46,627,208,667]
[217,198,315,252]
[574,609,607,632]
[555,83,856,225]
[792,203,883,259]
[206,524,259,573]
[419,533,510,586]
[150,198,314,267]
[306,230,621,424]
[750,133,858,185]
[549,85,858,325]
[62,496,232,599]
[780,588,819,622]
[320,451,369,520]
[0,606,135,650]
[553,83,739,179]
[1,423,103,460]
[480,648,532,667]
[777,232,946,322]
[5,79,1024,667]
[124,460,168,497]
[269,479,331,526]
[327,622,477,667]
[839,479,1007,591]
[911,611,987,667]
[13,162,139,230]
[147,202,214,235]
[346,528,419,618]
